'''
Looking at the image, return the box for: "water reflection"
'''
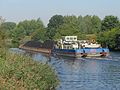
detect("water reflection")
[10,48,120,90]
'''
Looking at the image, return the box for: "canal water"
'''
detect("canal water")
[11,48,120,90]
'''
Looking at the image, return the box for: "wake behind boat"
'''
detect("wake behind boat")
[53,36,109,58]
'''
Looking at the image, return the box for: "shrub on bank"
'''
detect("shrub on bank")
[0,49,59,90]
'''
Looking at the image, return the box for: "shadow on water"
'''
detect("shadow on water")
[10,48,120,90]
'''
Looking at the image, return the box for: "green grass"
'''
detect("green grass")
[0,48,59,90]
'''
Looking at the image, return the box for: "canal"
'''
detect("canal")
[11,48,120,90]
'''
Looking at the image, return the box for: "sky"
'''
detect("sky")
[0,0,120,25]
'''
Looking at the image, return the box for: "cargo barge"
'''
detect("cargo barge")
[19,40,54,54]
[53,36,109,58]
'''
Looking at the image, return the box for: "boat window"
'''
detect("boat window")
[67,37,69,40]
[70,37,73,40]
[67,47,69,49]
[74,37,76,40]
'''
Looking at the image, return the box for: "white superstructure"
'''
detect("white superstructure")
[56,36,101,49]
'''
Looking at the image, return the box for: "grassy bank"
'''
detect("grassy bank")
[0,48,59,90]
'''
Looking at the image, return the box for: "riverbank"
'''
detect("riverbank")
[0,48,59,90]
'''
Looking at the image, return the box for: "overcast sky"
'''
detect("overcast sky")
[0,0,120,25]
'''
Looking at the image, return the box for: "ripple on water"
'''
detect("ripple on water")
[52,55,120,90]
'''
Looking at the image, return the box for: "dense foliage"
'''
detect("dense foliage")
[101,16,120,31]
[0,15,120,50]
[47,15,64,39]
[0,49,59,90]
[97,28,120,49]
[11,18,46,47]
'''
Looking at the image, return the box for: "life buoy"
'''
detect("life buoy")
[91,39,96,44]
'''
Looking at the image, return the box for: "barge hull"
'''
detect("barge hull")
[19,46,51,54]
[53,48,109,58]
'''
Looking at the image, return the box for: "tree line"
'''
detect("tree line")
[0,15,120,50]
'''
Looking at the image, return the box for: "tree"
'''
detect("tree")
[12,18,45,47]
[97,27,120,49]
[101,15,120,31]
[17,18,44,36]
[47,15,64,39]
[31,28,46,41]
[54,15,81,39]
[1,22,16,31]
[82,15,93,34]
[115,33,120,49]
[1,22,16,38]
[77,15,83,32]
[12,26,25,47]
[91,15,101,33]
[0,16,6,48]
[0,30,6,48]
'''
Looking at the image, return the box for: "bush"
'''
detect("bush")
[0,49,59,90]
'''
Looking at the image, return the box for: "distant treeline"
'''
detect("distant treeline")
[0,15,120,50]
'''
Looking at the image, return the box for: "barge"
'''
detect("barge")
[53,36,109,58]
[19,40,54,54]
